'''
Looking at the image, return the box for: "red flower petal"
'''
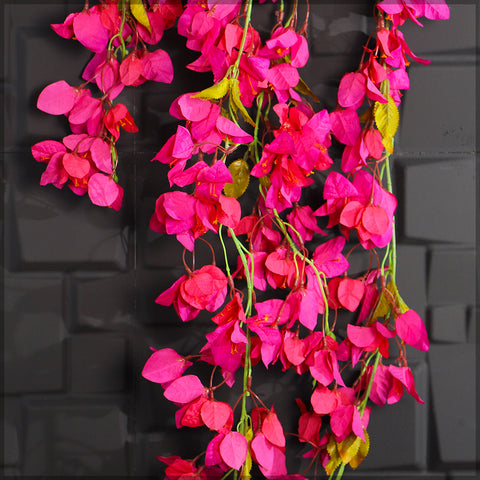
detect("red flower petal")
[337,278,365,312]
[200,400,233,432]
[262,407,285,447]
[62,152,90,178]
[311,385,338,415]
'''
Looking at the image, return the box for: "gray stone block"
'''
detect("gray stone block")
[430,305,467,343]
[396,244,428,319]
[429,344,475,463]
[401,157,475,244]
[69,334,128,393]
[5,176,128,270]
[2,399,20,467]
[400,4,476,55]
[23,400,128,475]
[428,248,475,306]
[4,274,66,394]
[398,64,475,154]
[72,273,135,331]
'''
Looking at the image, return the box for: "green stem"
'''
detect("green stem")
[227,227,253,480]
[272,209,334,338]
[108,0,127,58]
[232,0,253,78]
[335,462,346,480]
[384,154,397,279]
[218,225,232,279]
[359,350,381,415]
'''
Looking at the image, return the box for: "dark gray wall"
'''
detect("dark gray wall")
[2,1,478,478]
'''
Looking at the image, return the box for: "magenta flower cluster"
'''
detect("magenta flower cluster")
[32,0,182,209]
[33,1,449,479]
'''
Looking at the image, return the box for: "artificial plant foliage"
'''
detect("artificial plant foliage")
[33,0,450,478]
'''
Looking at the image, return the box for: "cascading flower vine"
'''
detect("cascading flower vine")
[32,0,182,209]
[33,0,450,478]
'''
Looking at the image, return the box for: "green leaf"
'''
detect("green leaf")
[294,77,319,102]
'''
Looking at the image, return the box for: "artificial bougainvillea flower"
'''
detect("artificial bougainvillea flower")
[73,7,110,53]
[330,107,361,146]
[37,80,78,115]
[330,404,370,442]
[246,299,291,367]
[141,48,174,83]
[163,374,207,404]
[308,345,345,388]
[152,125,194,168]
[104,103,139,141]
[347,321,396,358]
[395,309,429,351]
[158,455,224,480]
[287,204,326,244]
[142,347,193,386]
[365,363,424,405]
[316,171,397,249]
[156,264,228,321]
[201,294,248,380]
[250,406,288,477]
[87,173,123,210]
[377,0,449,28]
[311,236,349,278]
[260,26,309,68]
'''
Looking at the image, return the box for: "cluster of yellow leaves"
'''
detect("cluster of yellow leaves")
[373,280,409,321]
[325,432,370,476]
[192,77,256,127]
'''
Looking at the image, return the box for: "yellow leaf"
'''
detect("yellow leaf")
[374,95,399,141]
[294,77,319,102]
[338,433,361,464]
[358,106,372,124]
[387,281,409,314]
[241,427,253,479]
[349,431,370,470]
[230,79,256,127]
[192,77,231,100]
[258,174,271,189]
[130,0,151,33]
[325,437,342,476]
[224,159,250,198]
[382,135,394,154]
[372,291,391,319]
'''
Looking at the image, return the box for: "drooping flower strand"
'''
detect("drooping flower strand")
[32,0,181,209]
[142,0,449,477]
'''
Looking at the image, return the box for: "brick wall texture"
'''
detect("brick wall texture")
[2,1,478,478]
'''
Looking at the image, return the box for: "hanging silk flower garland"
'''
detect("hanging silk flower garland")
[32,1,450,478]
